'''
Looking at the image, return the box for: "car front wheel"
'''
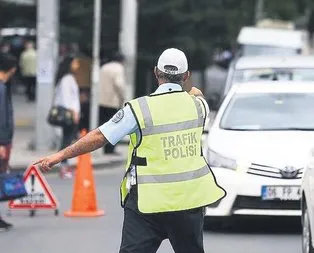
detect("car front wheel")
[303,207,314,253]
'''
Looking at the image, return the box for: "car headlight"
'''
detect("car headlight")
[207,149,237,170]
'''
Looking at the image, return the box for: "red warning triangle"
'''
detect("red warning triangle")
[8,166,59,209]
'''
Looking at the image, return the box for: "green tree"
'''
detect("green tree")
[59,0,120,56]
[0,2,36,28]
[264,0,303,21]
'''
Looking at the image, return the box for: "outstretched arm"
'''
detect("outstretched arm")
[34,129,107,172]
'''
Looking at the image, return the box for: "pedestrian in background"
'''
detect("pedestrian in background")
[98,52,126,154]
[0,43,11,54]
[35,48,225,252]
[59,44,68,63]
[0,52,17,231]
[53,56,81,179]
[19,41,37,102]
[68,42,80,57]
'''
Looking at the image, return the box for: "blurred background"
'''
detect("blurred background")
[2,1,314,252]
[2,0,314,106]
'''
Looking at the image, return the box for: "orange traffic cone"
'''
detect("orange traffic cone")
[64,129,105,217]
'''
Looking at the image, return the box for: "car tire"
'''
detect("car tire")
[303,206,314,253]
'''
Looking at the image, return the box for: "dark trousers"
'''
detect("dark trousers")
[24,76,36,101]
[60,125,78,165]
[119,189,205,253]
[98,106,118,154]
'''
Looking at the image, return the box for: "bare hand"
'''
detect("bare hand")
[0,146,6,159]
[33,153,63,173]
[189,87,204,97]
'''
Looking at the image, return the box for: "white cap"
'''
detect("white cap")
[157,48,188,75]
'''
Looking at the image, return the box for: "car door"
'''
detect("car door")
[306,156,314,236]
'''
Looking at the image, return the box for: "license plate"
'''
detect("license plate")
[261,186,301,201]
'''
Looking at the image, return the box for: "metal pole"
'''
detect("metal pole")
[35,0,59,150]
[255,0,264,25]
[90,0,102,131]
[119,0,138,101]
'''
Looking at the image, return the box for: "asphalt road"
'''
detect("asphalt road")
[0,164,302,253]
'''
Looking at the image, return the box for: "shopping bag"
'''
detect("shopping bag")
[0,172,28,202]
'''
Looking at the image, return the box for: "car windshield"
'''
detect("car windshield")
[241,44,298,56]
[220,92,314,131]
[233,68,314,83]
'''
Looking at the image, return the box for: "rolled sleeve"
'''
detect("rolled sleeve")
[98,104,138,145]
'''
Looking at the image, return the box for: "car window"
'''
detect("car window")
[233,68,314,83]
[220,92,314,130]
[241,45,298,56]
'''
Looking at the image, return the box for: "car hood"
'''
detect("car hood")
[208,129,314,168]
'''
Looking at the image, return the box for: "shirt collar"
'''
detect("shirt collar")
[152,83,183,95]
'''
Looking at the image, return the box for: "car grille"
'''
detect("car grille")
[247,163,303,179]
[233,196,300,210]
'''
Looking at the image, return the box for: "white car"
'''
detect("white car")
[224,55,314,96]
[205,81,314,223]
[237,26,310,57]
[301,152,314,253]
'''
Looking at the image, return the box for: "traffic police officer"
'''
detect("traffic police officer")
[35,48,226,253]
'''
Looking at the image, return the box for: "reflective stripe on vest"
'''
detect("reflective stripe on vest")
[138,96,204,136]
[137,165,209,184]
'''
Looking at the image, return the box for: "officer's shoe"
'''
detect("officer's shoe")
[0,218,13,231]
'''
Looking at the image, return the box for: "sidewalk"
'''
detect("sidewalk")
[10,93,128,171]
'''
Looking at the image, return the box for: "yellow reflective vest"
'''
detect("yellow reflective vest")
[120,91,226,213]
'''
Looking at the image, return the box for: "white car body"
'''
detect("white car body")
[301,152,314,252]
[224,55,314,96]
[0,27,36,37]
[206,82,314,218]
[237,26,310,54]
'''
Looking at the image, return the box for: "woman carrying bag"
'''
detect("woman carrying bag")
[52,56,81,179]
